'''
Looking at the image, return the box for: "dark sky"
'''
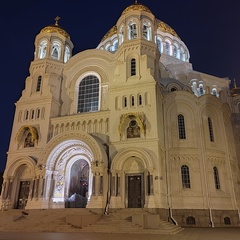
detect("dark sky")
[0,0,239,172]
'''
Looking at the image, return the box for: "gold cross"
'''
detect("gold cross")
[54,16,60,26]
[135,0,138,4]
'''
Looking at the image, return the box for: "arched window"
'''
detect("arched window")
[199,84,204,95]
[105,44,111,52]
[142,22,151,41]
[119,25,124,45]
[157,38,162,53]
[181,165,191,188]
[224,217,231,225]
[186,216,196,225]
[173,44,178,58]
[208,117,214,142]
[36,108,40,119]
[131,95,135,106]
[112,40,118,52]
[51,42,61,60]
[180,47,185,61]
[36,76,42,92]
[38,40,47,59]
[25,110,29,121]
[165,41,170,55]
[213,167,220,189]
[138,94,142,106]
[64,45,70,63]
[123,96,127,108]
[178,114,186,139]
[212,87,217,96]
[129,22,137,40]
[131,58,136,76]
[77,75,100,113]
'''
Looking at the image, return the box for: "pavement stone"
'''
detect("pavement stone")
[0,228,240,240]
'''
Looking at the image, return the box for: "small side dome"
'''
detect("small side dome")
[40,16,70,39]
[121,1,152,15]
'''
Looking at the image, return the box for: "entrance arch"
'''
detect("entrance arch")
[44,133,108,209]
[111,148,155,209]
[65,159,89,208]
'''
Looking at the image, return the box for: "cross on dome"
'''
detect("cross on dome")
[54,16,60,26]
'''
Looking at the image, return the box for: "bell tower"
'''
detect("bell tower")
[9,17,74,152]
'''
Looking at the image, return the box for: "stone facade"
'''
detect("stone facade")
[1,2,240,228]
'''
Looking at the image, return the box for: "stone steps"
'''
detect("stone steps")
[0,208,183,234]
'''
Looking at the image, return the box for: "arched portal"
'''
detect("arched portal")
[65,159,89,208]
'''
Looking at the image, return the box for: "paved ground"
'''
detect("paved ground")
[0,228,240,240]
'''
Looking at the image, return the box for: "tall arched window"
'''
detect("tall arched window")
[157,38,162,53]
[38,40,47,59]
[213,167,220,189]
[142,22,151,41]
[119,25,124,45]
[77,75,100,113]
[64,45,70,63]
[208,117,214,142]
[129,23,137,40]
[178,114,186,139]
[165,41,170,55]
[173,44,178,58]
[181,165,191,188]
[51,42,61,60]
[36,76,42,92]
[131,58,136,76]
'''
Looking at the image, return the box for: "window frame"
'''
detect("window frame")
[181,165,191,189]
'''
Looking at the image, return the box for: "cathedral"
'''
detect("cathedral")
[1,1,240,228]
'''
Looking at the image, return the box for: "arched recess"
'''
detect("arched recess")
[15,125,39,149]
[111,148,155,172]
[43,131,108,208]
[110,148,155,208]
[2,157,36,209]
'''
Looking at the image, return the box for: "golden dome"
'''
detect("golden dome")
[40,16,70,39]
[101,25,117,42]
[157,20,179,39]
[121,2,152,15]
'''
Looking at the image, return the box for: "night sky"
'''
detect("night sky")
[0,0,239,172]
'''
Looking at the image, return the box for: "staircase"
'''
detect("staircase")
[0,208,183,234]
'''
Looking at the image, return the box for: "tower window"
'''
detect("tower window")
[51,42,61,60]
[178,114,186,139]
[77,75,99,113]
[38,40,47,59]
[181,165,191,188]
[208,117,214,142]
[131,58,136,76]
[142,22,151,41]
[157,38,162,53]
[129,23,137,40]
[64,45,70,63]
[36,76,42,92]
[213,167,220,189]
